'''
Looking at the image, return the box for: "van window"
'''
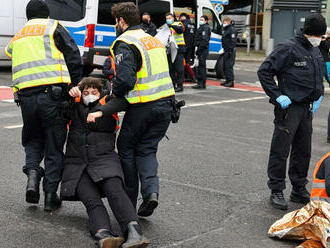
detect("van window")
[45,0,86,22]
[202,7,221,35]
[98,0,135,25]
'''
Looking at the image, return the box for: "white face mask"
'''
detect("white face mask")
[223,23,229,28]
[83,94,99,106]
[307,37,322,47]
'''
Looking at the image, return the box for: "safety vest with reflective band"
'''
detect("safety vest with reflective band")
[110,29,174,104]
[5,18,71,93]
[74,96,120,133]
[310,152,330,203]
[170,22,185,46]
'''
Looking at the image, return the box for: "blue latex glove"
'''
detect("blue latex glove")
[326,62,330,84]
[312,96,324,113]
[276,95,292,109]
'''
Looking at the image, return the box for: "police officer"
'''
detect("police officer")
[141,12,157,37]
[221,17,237,87]
[166,13,185,92]
[179,13,195,65]
[192,15,211,89]
[87,3,175,220]
[257,13,326,210]
[5,0,82,211]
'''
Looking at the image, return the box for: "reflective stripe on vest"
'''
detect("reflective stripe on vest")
[171,22,185,46]
[8,18,71,92]
[110,29,174,104]
[310,153,330,203]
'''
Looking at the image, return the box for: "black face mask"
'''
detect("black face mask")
[142,19,149,24]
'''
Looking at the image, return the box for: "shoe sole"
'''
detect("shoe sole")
[290,195,310,204]
[138,200,158,217]
[270,199,288,210]
[44,203,62,212]
[122,239,150,248]
[26,189,40,204]
[100,237,124,248]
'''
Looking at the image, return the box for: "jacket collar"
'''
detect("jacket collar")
[295,32,313,49]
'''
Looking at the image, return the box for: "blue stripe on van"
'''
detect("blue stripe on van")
[95,25,115,32]
[65,26,86,46]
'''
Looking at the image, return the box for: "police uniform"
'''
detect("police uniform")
[182,18,195,64]
[168,21,185,92]
[193,23,211,89]
[141,20,157,37]
[258,17,325,209]
[222,23,237,87]
[5,6,82,207]
[106,26,175,214]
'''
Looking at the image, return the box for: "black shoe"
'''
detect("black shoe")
[95,229,124,248]
[222,81,234,87]
[137,193,158,217]
[26,169,41,204]
[327,137,330,143]
[290,187,310,204]
[192,84,203,89]
[270,191,288,210]
[44,192,62,212]
[175,86,183,92]
[122,221,150,248]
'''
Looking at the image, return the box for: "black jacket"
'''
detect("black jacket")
[141,21,157,36]
[258,32,325,103]
[60,96,124,201]
[194,23,211,51]
[319,39,330,62]
[222,24,237,50]
[182,19,195,48]
[315,156,330,197]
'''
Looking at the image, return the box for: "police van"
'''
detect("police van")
[0,0,224,78]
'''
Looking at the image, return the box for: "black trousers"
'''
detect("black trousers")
[196,49,209,87]
[267,104,313,191]
[76,171,138,236]
[224,48,236,82]
[117,100,172,208]
[184,45,194,65]
[168,52,184,88]
[20,92,67,193]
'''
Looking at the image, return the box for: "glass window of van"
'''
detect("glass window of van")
[45,0,86,22]
[202,8,221,35]
[98,0,135,25]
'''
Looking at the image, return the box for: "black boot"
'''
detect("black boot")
[192,84,203,89]
[270,191,288,210]
[290,187,310,204]
[26,169,41,204]
[95,229,124,248]
[222,81,234,87]
[44,192,62,212]
[137,193,158,217]
[122,221,150,248]
[175,86,183,92]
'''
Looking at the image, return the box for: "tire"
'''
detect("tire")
[215,55,225,79]
[82,65,94,77]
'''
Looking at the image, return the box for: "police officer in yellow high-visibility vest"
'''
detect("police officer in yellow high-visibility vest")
[4,0,82,211]
[86,3,174,230]
[165,13,186,92]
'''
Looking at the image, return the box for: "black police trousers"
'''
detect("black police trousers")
[168,52,184,88]
[267,103,313,191]
[196,49,209,87]
[77,171,138,236]
[224,48,236,82]
[20,91,67,193]
[184,45,194,65]
[117,100,172,208]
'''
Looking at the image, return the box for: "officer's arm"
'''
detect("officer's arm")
[4,41,13,59]
[150,23,157,36]
[97,96,129,117]
[54,24,83,86]
[200,26,211,49]
[257,44,291,101]
[170,23,184,34]
[112,42,140,97]
[324,157,330,196]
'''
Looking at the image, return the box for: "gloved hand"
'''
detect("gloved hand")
[276,95,292,109]
[312,96,324,113]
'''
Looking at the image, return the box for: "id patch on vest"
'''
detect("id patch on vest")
[116,53,123,64]
[294,61,307,67]
[12,25,46,42]
[140,37,164,50]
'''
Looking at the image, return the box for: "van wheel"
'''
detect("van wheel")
[83,65,94,77]
[215,55,225,79]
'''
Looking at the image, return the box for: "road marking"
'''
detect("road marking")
[184,96,267,108]
[4,124,23,129]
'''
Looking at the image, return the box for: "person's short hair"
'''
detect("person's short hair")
[142,12,150,17]
[80,77,103,93]
[180,13,187,18]
[223,17,231,23]
[111,2,140,27]
[201,15,209,21]
[165,12,174,18]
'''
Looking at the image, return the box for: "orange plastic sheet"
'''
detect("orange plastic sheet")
[268,200,330,248]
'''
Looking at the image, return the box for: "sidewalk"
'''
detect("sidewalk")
[235,47,266,62]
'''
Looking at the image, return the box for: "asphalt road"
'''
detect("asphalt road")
[0,64,329,248]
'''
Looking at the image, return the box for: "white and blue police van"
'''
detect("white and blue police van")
[0,0,224,78]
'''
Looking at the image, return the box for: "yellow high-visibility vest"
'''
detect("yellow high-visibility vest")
[170,22,185,46]
[5,18,71,92]
[110,29,174,104]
